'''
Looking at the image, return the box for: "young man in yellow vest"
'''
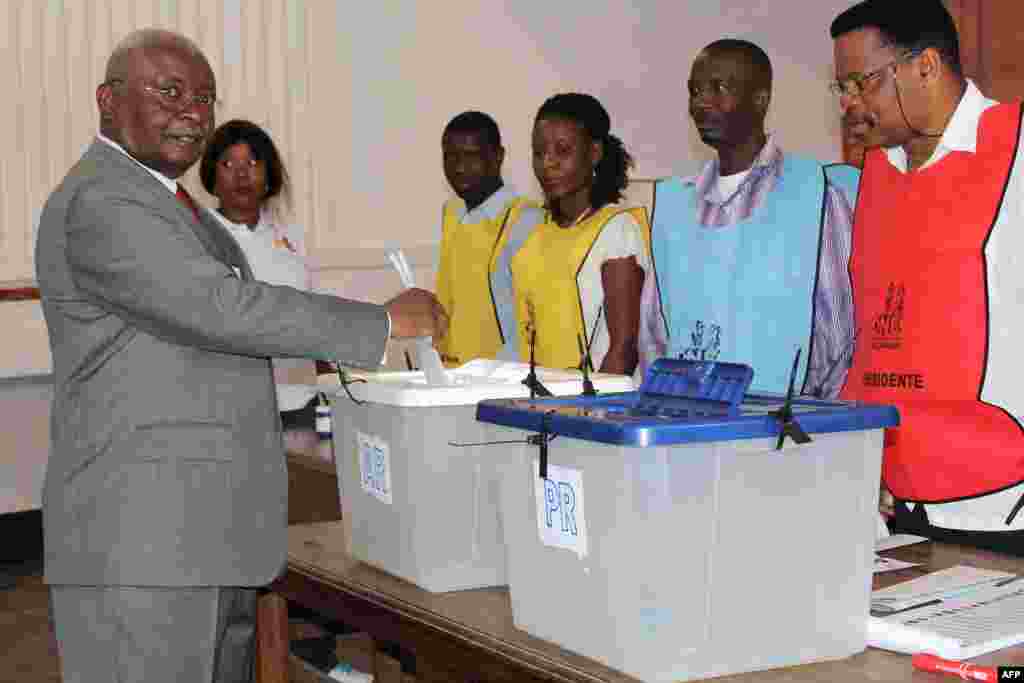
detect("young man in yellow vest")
[435,111,538,366]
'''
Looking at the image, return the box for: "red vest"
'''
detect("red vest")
[841,102,1024,502]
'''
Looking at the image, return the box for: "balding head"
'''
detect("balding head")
[104,29,211,85]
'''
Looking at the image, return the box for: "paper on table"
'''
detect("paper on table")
[873,555,920,574]
[870,565,1013,614]
[868,574,1024,658]
[385,248,451,386]
[875,533,929,552]
[867,614,963,657]
[872,531,928,574]
[276,384,321,412]
[876,513,890,539]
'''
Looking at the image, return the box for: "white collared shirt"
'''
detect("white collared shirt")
[712,168,752,203]
[883,80,997,173]
[206,207,311,290]
[97,133,180,195]
[451,184,519,224]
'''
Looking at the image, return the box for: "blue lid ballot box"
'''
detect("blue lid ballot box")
[330,360,635,593]
[475,359,899,682]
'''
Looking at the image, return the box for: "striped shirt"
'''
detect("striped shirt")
[637,137,856,399]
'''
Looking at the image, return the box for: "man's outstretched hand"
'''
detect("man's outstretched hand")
[386,288,449,339]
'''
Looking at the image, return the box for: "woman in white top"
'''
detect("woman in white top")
[199,120,319,437]
[199,119,311,292]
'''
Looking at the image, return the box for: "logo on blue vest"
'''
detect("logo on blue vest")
[682,320,721,361]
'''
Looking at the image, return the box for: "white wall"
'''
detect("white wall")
[341,1,849,254]
[0,0,851,374]
[1,0,852,279]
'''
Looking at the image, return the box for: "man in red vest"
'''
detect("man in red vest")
[832,0,1024,555]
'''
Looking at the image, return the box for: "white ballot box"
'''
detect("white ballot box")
[476,359,899,682]
[331,360,633,593]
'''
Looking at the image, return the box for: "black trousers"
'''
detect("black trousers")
[889,500,1024,557]
[280,396,317,431]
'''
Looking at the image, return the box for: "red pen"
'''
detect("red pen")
[912,653,997,681]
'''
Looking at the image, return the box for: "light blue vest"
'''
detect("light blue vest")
[490,205,544,360]
[651,155,859,393]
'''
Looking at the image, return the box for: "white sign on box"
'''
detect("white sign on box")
[357,431,392,504]
[534,460,588,558]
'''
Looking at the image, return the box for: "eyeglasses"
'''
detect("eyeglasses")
[829,52,917,99]
[106,79,218,111]
[143,84,217,110]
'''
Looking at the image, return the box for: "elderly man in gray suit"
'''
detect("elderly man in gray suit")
[35,28,447,683]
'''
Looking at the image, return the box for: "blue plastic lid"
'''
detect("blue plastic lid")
[636,359,754,417]
[475,391,899,448]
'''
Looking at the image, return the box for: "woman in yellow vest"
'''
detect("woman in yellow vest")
[511,93,650,375]
[435,111,537,366]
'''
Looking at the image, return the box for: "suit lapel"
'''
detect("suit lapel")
[197,210,255,281]
[87,140,254,281]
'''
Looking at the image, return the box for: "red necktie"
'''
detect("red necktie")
[175,185,201,222]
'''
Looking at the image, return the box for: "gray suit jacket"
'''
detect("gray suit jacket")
[36,140,389,587]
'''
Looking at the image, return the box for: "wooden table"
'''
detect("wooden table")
[261,522,1024,682]
[285,449,341,526]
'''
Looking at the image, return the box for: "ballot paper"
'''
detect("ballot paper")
[870,565,1013,614]
[873,555,920,574]
[385,248,451,386]
[877,512,891,540]
[868,567,1024,658]
[875,533,929,553]
[276,384,321,412]
[872,533,927,574]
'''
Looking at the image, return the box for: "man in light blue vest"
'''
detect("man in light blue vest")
[638,39,860,397]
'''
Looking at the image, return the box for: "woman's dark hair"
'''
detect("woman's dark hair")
[200,119,290,201]
[535,93,634,210]
[830,0,962,76]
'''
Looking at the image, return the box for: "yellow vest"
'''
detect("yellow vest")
[510,205,650,370]
[435,196,533,366]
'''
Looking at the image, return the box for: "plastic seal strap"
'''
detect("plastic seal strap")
[528,411,556,479]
